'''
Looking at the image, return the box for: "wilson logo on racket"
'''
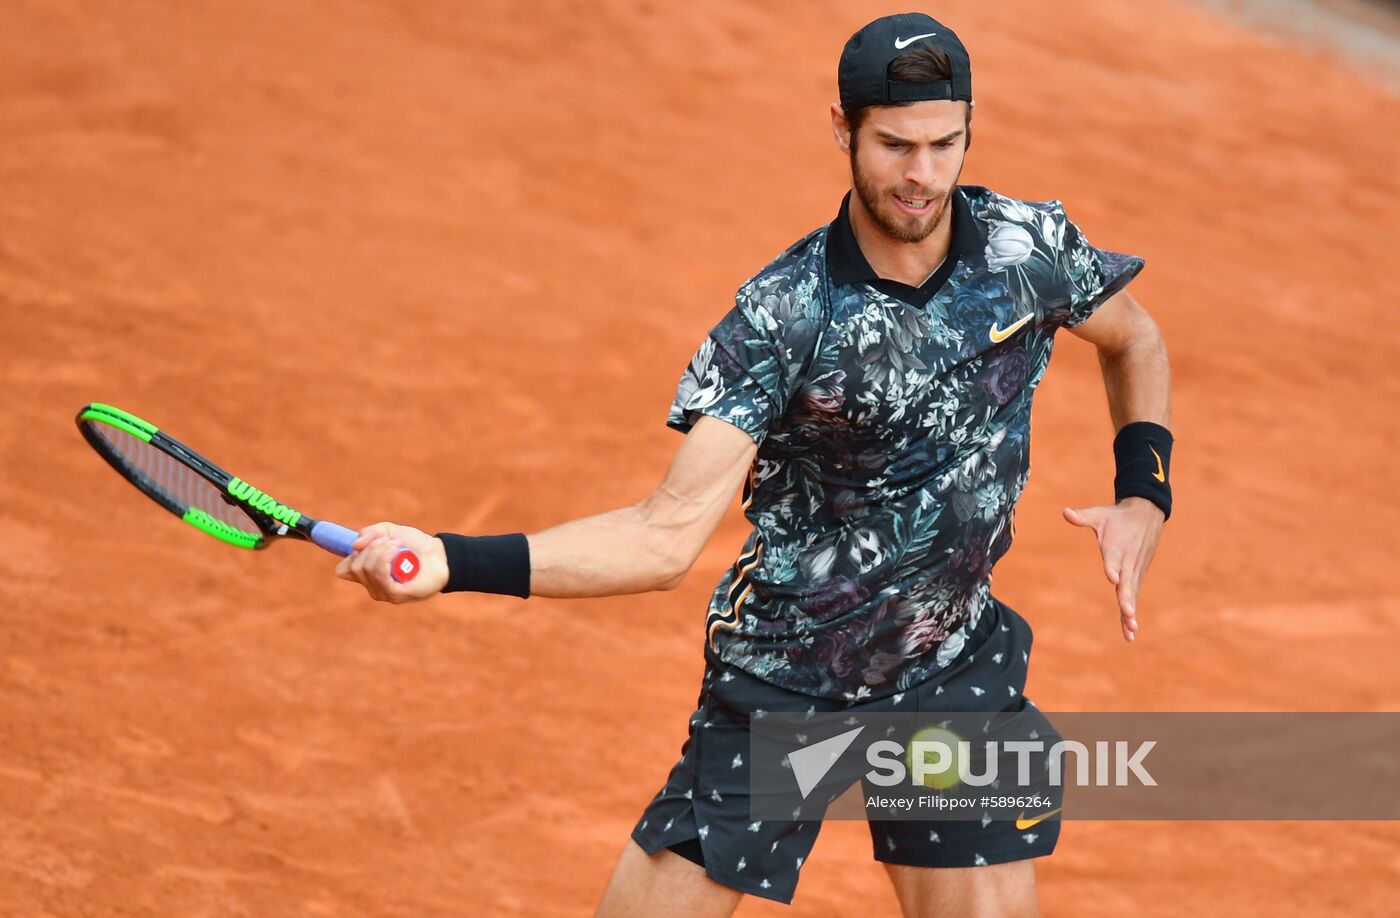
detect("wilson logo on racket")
[227,477,303,526]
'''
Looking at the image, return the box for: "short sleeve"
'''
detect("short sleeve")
[666,283,822,446]
[1059,213,1145,328]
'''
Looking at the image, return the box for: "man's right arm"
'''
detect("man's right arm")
[527,414,758,597]
[336,414,758,602]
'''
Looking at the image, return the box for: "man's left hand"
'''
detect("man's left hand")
[1062,498,1165,642]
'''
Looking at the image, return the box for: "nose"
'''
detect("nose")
[903,149,936,189]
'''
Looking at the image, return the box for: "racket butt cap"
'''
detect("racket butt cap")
[391,548,420,583]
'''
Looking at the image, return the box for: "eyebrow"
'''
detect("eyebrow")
[875,129,964,146]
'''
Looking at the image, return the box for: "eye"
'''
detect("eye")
[884,140,909,151]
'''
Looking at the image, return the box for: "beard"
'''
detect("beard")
[850,152,955,244]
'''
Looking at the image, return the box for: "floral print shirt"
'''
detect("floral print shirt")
[667,184,1144,700]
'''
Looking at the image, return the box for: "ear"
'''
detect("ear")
[830,102,853,155]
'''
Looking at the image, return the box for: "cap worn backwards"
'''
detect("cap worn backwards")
[838,12,973,111]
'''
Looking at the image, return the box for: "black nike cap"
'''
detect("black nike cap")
[838,12,973,111]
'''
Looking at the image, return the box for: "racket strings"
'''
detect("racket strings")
[90,424,260,535]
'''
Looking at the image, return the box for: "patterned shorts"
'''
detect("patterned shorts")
[630,596,1061,904]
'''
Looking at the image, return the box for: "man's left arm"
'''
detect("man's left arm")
[1061,289,1172,642]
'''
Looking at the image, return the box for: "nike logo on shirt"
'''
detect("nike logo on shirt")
[989,313,1033,343]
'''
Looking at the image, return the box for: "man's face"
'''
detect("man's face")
[837,101,970,244]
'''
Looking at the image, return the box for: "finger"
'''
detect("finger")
[350,537,385,580]
[1063,506,1095,529]
[1117,578,1139,640]
[373,540,408,602]
[365,539,396,600]
[1118,562,1138,612]
[370,540,404,597]
[336,555,354,580]
[1117,575,1136,618]
[1102,541,1127,585]
[354,523,396,552]
[348,540,370,578]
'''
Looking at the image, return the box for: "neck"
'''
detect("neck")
[848,190,956,287]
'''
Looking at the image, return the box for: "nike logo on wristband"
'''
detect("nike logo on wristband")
[1150,445,1166,482]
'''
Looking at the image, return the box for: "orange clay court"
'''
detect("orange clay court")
[1,1,1398,915]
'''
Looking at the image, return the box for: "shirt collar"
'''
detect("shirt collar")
[826,186,980,289]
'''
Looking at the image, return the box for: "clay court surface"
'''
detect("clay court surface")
[2,0,1398,914]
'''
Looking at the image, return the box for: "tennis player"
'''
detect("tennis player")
[338,12,1171,916]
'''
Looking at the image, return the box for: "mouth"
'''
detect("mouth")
[893,194,936,215]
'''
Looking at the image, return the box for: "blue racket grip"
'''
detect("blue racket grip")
[311,521,420,583]
[311,520,359,556]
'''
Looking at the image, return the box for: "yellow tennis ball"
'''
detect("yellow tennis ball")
[907,725,964,790]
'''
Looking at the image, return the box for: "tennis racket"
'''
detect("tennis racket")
[76,402,420,583]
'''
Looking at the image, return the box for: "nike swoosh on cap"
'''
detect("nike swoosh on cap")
[893,32,938,50]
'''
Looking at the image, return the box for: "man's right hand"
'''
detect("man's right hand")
[336,522,450,604]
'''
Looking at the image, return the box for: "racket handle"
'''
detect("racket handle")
[310,520,359,555]
[311,521,420,584]
[390,547,420,583]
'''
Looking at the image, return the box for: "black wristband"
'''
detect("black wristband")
[435,532,531,598]
[1112,421,1173,521]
